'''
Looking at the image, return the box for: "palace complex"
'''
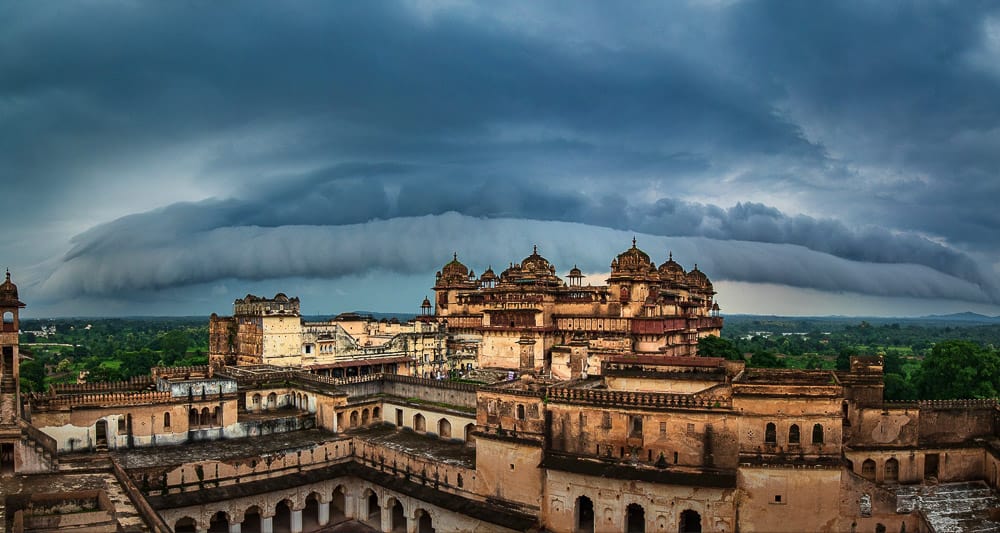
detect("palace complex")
[2,243,1000,533]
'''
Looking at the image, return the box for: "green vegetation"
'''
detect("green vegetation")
[710,316,1000,400]
[18,317,208,392]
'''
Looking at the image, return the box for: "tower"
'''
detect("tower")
[1,269,25,427]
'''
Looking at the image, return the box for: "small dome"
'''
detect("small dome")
[442,252,469,278]
[0,269,24,308]
[480,266,498,281]
[610,238,655,280]
[421,296,431,308]
[658,251,686,281]
[568,265,582,277]
[521,245,554,273]
[686,264,713,290]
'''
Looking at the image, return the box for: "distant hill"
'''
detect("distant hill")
[916,312,1000,323]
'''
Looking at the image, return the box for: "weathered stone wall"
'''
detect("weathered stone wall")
[544,468,735,533]
[738,467,842,533]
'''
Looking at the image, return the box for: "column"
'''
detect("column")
[290,509,303,533]
[381,506,391,533]
[261,516,273,533]
[229,523,242,533]
[345,494,356,519]
[318,501,330,526]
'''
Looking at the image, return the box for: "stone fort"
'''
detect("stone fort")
[2,243,1000,533]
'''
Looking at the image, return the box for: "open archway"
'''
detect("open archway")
[679,509,702,533]
[243,506,262,533]
[366,490,382,528]
[416,509,435,533]
[274,499,292,533]
[207,511,229,533]
[174,517,197,533]
[575,496,594,532]
[304,492,322,530]
[331,485,347,522]
[626,503,645,533]
[390,499,406,532]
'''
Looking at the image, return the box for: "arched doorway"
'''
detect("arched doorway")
[304,492,322,530]
[350,411,359,428]
[366,490,381,528]
[274,500,292,533]
[575,496,594,532]
[267,392,277,410]
[414,413,426,432]
[390,499,406,532]
[439,418,451,439]
[174,517,197,533]
[679,509,702,533]
[331,486,346,522]
[465,423,476,446]
[626,503,645,533]
[243,506,262,533]
[208,511,229,533]
[416,509,435,533]
[362,409,370,426]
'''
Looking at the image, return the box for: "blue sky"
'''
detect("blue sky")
[3,1,1000,317]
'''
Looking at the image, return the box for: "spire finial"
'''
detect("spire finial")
[669,251,673,261]
[4,269,8,282]
[453,252,458,261]
[632,236,637,247]
[533,244,537,254]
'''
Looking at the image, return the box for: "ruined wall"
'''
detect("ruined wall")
[381,376,477,409]
[738,467,842,533]
[851,407,919,448]
[845,447,984,485]
[919,402,995,445]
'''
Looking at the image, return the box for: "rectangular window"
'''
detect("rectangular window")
[659,422,667,436]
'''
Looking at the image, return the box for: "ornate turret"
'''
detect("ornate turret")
[567,265,583,287]
[498,246,562,288]
[657,252,687,287]
[0,270,24,310]
[436,253,477,289]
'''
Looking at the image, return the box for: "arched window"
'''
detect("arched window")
[439,418,451,439]
[373,406,381,420]
[862,459,877,480]
[2,311,13,324]
[163,412,170,428]
[812,423,824,444]
[350,411,359,428]
[788,424,800,444]
[517,404,526,420]
[765,422,777,444]
[414,413,426,432]
[885,458,899,482]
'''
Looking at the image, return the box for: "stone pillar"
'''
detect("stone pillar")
[290,509,303,533]
[229,523,242,533]
[381,506,391,533]
[318,501,330,526]
[261,516,273,533]
[345,495,356,519]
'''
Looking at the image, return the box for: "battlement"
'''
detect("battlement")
[36,390,174,409]
[546,386,731,410]
[51,376,154,395]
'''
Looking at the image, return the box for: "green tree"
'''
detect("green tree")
[914,340,1000,399]
[748,350,785,368]
[19,359,46,392]
[697,336,742,360]
[835,347,854,371]
[883,373,917,401]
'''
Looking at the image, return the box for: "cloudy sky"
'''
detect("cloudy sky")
[3,1,1000,318]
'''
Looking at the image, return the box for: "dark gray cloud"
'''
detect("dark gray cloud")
[2,1,999,314]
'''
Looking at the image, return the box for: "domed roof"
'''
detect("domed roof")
[442,252,469,278]
[658,251,686,280]
[437,253,476,287]
[568,265,582,277]
[0,270,25,308]
[521,245,554,273]
[480,266,498,281]
[421,296,431,308]
[686,264,713,290]
[610,238,657,281]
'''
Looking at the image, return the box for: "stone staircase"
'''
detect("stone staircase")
[897,481,1000,533]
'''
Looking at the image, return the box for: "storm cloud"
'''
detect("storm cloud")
[2,1,1000,315]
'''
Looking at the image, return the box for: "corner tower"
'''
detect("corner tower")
[1,269,25,427]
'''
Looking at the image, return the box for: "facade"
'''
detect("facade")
[209,295,452,378]
[432,242,722,379]
[2,252,1000,533]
